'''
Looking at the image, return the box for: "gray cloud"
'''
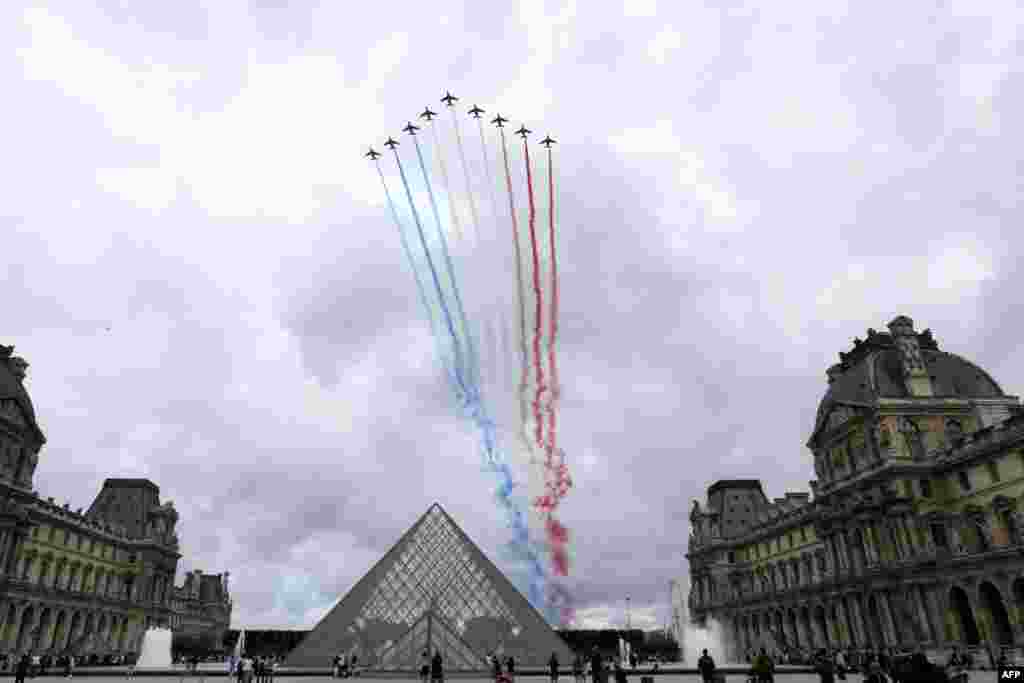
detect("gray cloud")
[5,0,1022,631]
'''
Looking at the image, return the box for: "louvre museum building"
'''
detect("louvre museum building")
[688,316,1024,661]
[0,345,231,659]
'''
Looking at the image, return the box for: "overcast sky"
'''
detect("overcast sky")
[3,0,1023,632]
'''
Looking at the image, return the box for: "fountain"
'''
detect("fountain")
[136,627,173,669]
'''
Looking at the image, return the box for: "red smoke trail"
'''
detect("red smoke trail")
[523,139,547,456]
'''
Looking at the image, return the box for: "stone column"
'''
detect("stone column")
[835,598,854,646]
[910,586,937,643]
[878,590,901,644]
[847,594,869,646]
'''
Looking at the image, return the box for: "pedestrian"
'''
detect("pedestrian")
[833,650,847,681]
[863,662,886,683]
[590,648,602,683]
[813,651,834,683]
[491,654,503,683]
[15,655,29,683]
[430,649,444,683]
[697,649,716,683]
[751,648,773,683]
[421,650,431,683]
[506,655,516,683]
[549,652,560,683]
[573,653,584,683]
[613,662,627,683]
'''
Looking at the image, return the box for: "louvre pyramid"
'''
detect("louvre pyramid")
[286,503,573,670]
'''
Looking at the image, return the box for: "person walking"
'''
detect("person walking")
[64,654,75,679]
[506,655,516,683]
[430,650,444,683]
[813,651,834,683]
[15,654,29,683]
[751,648,774,683]
[421,651,431,683]
[573,653,584,683]
[549,653,560,683]
[589,648,602,683]
[833,650,847,681]
[697,649,716,683]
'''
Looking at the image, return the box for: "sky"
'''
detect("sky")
[3,0,1023,632]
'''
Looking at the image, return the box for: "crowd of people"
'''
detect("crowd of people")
[229,654,279,683]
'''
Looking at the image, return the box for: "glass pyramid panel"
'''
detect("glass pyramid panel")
[286,504,573,670]
[377,611,488,670]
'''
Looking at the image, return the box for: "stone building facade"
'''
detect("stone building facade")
[0,344,231,659]
[170,570,232,651]
[687,317,1024,660]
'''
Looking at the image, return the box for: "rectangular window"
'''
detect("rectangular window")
[728,551,735,563]
[920,479,932,498]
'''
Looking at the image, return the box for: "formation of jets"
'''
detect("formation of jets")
[366,93,557,159]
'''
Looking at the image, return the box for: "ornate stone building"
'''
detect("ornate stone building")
[0,344,231,659]
[169,570,232,651]
[687,316,1024,660]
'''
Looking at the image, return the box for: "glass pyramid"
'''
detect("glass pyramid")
[286,504,573,670]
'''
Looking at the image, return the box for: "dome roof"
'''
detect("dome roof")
[0,347,45,444]
[809,318,1004,445]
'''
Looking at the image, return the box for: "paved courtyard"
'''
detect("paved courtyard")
[19,675,1002,683]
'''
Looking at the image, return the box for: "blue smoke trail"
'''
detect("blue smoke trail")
[391,148,471,404]
[412,133,481,396]
[375,162,455,385]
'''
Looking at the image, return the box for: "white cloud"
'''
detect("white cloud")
[648,27,682,65]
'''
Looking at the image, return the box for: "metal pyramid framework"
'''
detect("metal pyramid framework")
[286,503,573,670]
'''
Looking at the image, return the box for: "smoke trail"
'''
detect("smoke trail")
[476,114,511,389]
[393,125,550,612]
[374,160,455,387]
[450,106,482,247]
[545,145,570,503]
[391,147,471,402]
[428,119,465,243]
[498,125,533,462]
[522,137,547,456]
[412,131,480,394]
